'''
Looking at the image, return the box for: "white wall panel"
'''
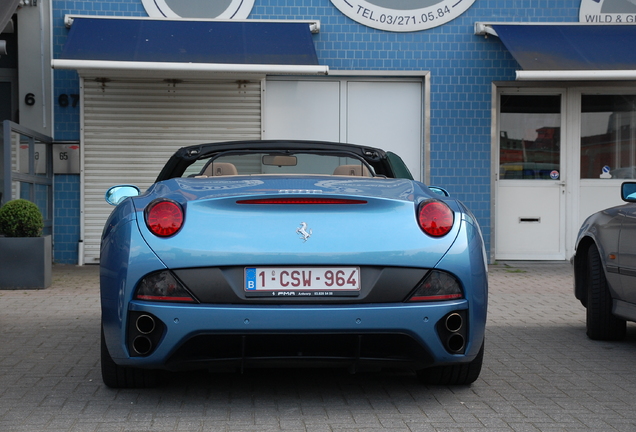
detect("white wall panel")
[264,78,423,181]
[347,81,422,180]
[263,80,340,141]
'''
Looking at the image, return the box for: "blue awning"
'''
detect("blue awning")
[52,17,328,77]
[476,23,636,80]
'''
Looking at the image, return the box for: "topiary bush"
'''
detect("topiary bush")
[0,199,44,237]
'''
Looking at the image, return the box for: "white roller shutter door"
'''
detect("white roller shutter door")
[82,79,261,264]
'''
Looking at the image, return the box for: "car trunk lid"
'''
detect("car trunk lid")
[135,176,460,269]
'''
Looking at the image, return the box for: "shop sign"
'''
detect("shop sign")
[330,0,476,32]
[580,0,636,23]
[142,0,255,19]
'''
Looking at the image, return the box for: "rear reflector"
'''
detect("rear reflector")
[236,198,367,205]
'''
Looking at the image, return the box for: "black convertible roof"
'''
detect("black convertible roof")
[155,140,406,182]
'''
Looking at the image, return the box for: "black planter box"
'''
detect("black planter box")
[0,235,52,289]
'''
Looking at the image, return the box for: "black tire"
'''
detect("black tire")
[586,244,626,341]
[101,327,160,388]
[417,341,484,386]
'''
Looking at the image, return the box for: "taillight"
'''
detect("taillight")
[407,270,463,302]
[135,270,197,303]
[417,200,454,237]
[145,200,184,237]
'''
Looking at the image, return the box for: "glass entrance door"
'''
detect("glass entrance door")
[496,93,566,260]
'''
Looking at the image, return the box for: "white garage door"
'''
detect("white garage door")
[81,79,261,264]
[264,78,424,180]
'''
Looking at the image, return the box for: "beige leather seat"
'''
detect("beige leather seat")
[333,164,370,176]
[202,162,238,176]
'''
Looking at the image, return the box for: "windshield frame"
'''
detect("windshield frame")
[156,140,413,182]
[184,149,375,178]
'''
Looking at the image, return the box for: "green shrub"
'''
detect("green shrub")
[0,199,44,237]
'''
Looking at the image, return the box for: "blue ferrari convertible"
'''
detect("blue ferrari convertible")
[99,140,488,387]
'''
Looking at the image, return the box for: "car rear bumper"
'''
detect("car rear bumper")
[106,300,485,371]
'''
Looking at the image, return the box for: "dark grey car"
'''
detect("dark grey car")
[573,182,636,340]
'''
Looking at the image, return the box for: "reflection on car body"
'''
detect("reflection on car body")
[99,140,488,388]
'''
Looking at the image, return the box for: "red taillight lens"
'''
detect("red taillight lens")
[417,200,454,237]
[145,200,184,237]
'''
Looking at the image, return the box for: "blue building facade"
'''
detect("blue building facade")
[46,0,587,264]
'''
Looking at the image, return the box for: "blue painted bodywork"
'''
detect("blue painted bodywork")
[101,174,488,371]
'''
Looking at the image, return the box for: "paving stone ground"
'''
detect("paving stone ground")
[1,262,635,431]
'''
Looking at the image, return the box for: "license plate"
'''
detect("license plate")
[244,267,360,297]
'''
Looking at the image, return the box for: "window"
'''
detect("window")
[581,95,636,179]
[499,95,561,180]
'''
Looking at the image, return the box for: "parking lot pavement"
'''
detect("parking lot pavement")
[1,262,636,431]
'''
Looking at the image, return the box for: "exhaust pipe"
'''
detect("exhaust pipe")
[128,312,164,357]
[132,335,153,355]
[437,311,467,354]
[136,314,156,334]
[447,333,465,353]
[445,313,463,333]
